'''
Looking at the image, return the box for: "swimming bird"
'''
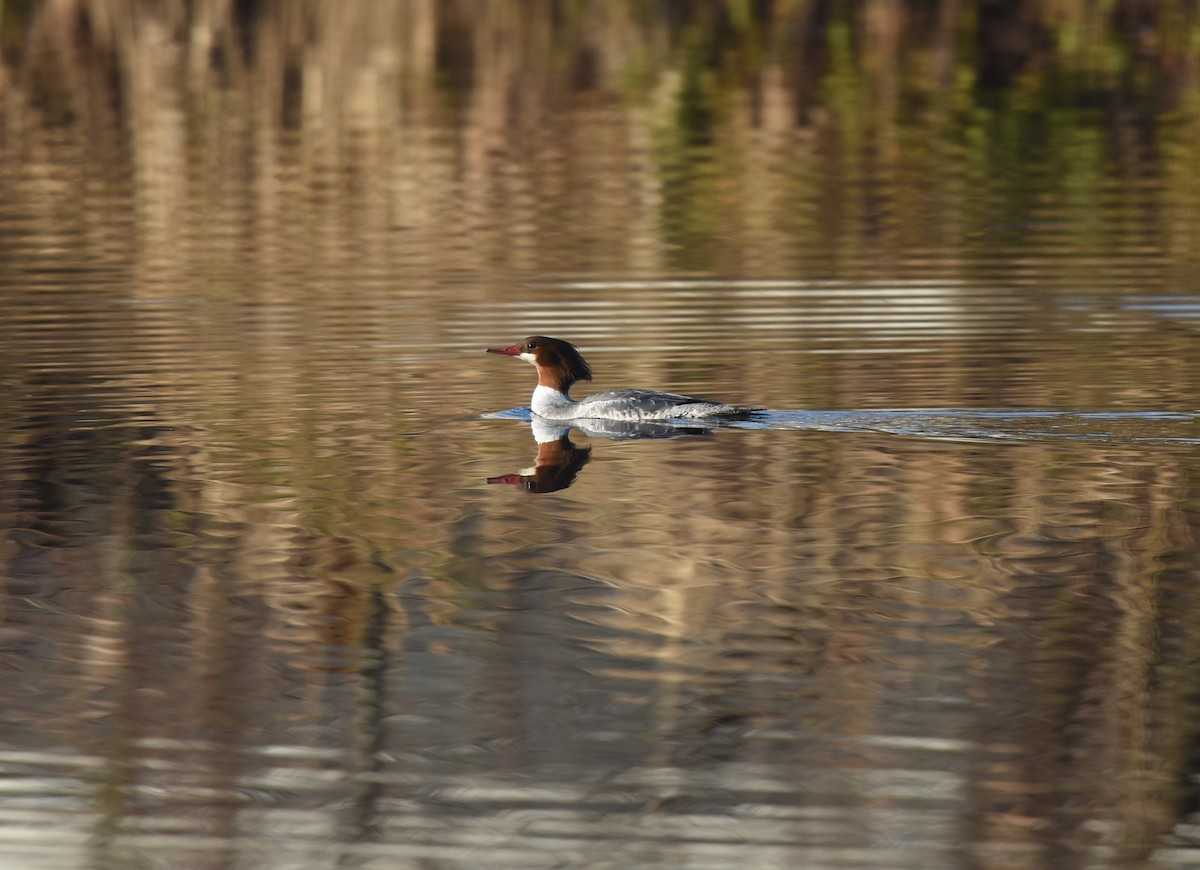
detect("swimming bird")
[486,336,753,421]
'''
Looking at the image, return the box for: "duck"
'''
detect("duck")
[486,336,753,421]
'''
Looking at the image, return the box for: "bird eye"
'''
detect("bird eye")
[525,342,535,350]
[525,480,536,491]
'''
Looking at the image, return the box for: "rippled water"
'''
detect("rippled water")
[4,3,1200,869]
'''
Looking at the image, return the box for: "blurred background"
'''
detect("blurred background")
[3,2,1200,868]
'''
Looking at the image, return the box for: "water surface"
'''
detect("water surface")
[3,3,1200,869]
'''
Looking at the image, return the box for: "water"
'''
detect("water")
[3,3,1200,868]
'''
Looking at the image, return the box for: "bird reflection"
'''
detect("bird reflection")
[486,422,593,494]
[487,417,716,494]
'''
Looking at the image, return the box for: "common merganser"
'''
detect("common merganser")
[486,336,753,421]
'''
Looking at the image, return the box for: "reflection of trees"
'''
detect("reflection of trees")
[2,2,1200,862]
[2,0,1199,280]
[4,377,1200,862]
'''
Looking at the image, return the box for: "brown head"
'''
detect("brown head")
[485,336,593,392]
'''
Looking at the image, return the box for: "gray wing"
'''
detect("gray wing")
[580,389,737,420]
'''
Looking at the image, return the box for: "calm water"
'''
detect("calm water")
[4,3,1200,868]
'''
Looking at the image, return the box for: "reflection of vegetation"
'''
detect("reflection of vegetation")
[2,4,1200,862]
[0,0,1196,283]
